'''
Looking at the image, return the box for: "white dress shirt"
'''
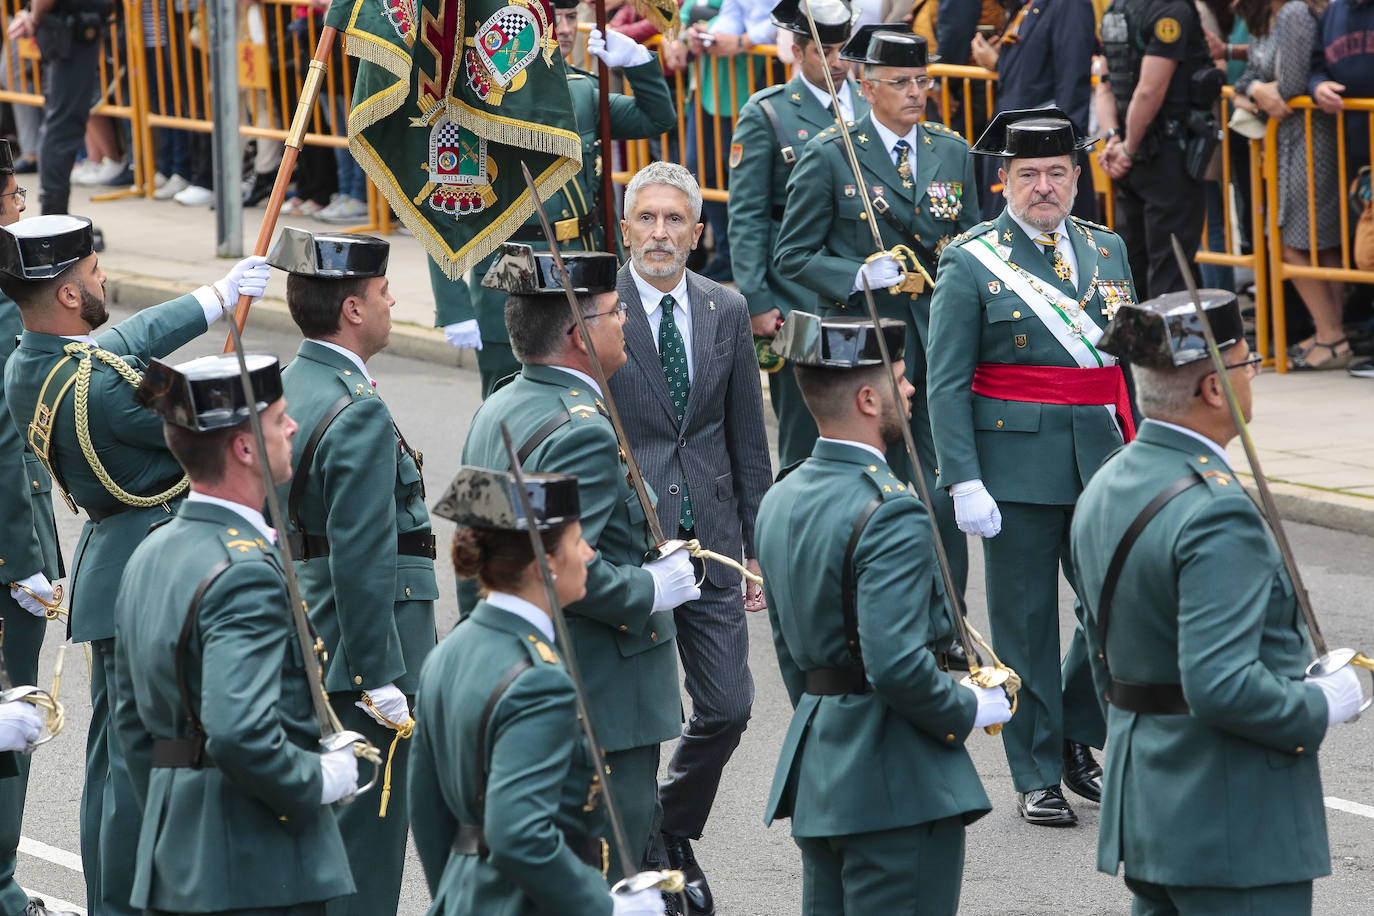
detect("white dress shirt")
[631,264,694,384]
[799,72,854,122]
[310,338,373,386]
[818,436,887,465]
[711,0,778,45]
[1149,420,1231,467]
[552,365,602,397]
[870,117,919,177]
[1007,210,1079,289]
[186,490,277,543]
[486,591,556,643]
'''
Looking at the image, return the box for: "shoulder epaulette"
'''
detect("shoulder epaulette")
[1071,215,1112,233]
[520,631,562,666]
[219,524,273,557]
[859,461,911,499]
[921,121,970,146]
[951,220,997,247]
[332,365,377,401]
[558,384,607,422]
[753,83,786,100]
[1186,453,1237,491]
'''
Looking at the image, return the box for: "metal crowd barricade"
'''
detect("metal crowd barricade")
[1262,95,1374,373]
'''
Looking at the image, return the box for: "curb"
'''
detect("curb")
[102,272,1374,540]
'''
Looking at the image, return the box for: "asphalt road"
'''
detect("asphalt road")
[12,304,1374,914]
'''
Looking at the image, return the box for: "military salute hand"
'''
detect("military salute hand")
[356,683,410,727]
[319,744,361,804]
[0,702,43,753]
[211,255,272,310]
[587,27,652,69]
[950,480,1002,538]
[10,572,55,618]
[644,550,701,612]
[443,319,482,350]
[1305,666,1364,726]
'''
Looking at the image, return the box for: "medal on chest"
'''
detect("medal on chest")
[925,181,963,221]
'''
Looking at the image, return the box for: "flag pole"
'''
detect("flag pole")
[594,0,617,253]
[224,25,339,351]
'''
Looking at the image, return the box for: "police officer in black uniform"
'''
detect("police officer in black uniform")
[1096,0,1219,300]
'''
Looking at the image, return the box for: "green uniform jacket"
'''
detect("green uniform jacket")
[462,365,679,753]
[432,59,675,337]
[111,499,354,911]
[3,296,206,641]
[775,114,980,376]
[0,292,61,585]
[1070,421,1330,888]
[927,211,1135,501]
[756,440,989,838]
[279,340,438,696]
[409,601,611,916]
[729,76,870,319]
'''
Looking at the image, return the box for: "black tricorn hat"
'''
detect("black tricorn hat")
[551,0,578,8]
[771,0,854,44]
[432,466,581,531]
[134,353,283,431]
[266,227,389,278]
[840,21,916,63]
[771,311,906,367]
[0,140,13,176]
[1097,290,1245,369]
[971,107,1097,158]
[481,243,619,295]
[0,214,95,280]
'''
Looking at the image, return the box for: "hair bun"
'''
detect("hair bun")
[451,527,486,579]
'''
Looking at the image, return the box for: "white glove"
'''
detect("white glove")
[643,549,700,612]
[950,479,1002,538]
[356,682,410,727]
[853,254,902,293]
[610,888,667,916]
[964,682,1013,728]
[213,254,271,306]
[0,702,43,752]
[1306,665,1363,726]
[10,572,54,618]
[319,745,360,804]
[443,319,483,350]
[587,27,653,69]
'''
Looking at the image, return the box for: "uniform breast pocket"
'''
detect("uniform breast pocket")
[972,396,1042,433]
[985,298,1035,353]
[835,197,868,247]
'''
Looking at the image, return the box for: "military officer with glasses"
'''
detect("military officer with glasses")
[927,108,1134,828]
[776,23,980,619]
[1072,291,1360,915]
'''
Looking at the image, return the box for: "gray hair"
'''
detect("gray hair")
[1132,360,1216,421]
[623,162,702,222]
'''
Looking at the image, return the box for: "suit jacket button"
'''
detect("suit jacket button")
[668,484,680,495]
[945,733,955,742]
[619,625,628,632]
[650,632,658,641]
[353,675,363,685]
[678,437,687,448]
[405,586,412,597]
[1295,746,1304,754]
[31,481,38,490]
[996,419,1004,428]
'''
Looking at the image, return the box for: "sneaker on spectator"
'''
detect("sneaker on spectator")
[155,174,190,200]
[318,194,366,224]
[89,157,128,185]
[70,159,98,185]
[1348,358,1374,379]
[174,184,213,207]
[154,171,167,189]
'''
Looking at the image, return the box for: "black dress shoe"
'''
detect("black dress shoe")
[661,890,685,916]
[1016,785,1077,826]
[1062,739,1103,804]
[25,896,78,916]
[944,637,970,672]
[662,832,714,915]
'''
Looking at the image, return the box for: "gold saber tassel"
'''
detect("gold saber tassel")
[679,540,762,585]
[960,620,1021,736]
[359,695,415,817]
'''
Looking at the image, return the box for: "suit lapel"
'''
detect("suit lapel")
[998,208,1054,284]
[855,115,905,200]
[789,77,838,133]
[909,127,941,211]
[618,269,680,423]
[683,274,718,425]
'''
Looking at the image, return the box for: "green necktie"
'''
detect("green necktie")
[659,295,693,531]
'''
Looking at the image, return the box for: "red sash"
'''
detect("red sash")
[971,363,1137,443]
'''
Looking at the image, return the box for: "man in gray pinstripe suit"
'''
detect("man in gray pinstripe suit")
[608,162,772,916]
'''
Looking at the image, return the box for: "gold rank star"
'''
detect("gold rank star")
[1003,230,1013,242]
[857,134,868,144]
[791,92,800,101]
[902,179,913,189]
[924,135,932,144]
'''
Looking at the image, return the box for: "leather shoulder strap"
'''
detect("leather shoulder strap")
[823,132,939,278]
[1095,473,1205,676]
[516,408,571,465]
[840,497,884,669]
[476,658,533,805]
[757,97,795,165]
[287,394,354,533]
[174,557,233,737]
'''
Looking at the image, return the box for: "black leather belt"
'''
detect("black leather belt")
[289,530,438,562]
[804,666,869,695]
[85,475,184,522]
[452,821,606,872]
[151,736,211,769]
[508,212,597,243]
[1106,678,1190,715]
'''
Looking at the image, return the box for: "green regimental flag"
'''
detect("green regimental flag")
[326,0,581,279]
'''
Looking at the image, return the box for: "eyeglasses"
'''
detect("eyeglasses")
[566,300,628,334]
[868,75,935,91]
[0,186,27,203]
[1194,352,1262,395]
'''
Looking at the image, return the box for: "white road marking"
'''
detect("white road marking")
[1325,796,1374,819]
[19,887,85,915]
[18,837,83,873]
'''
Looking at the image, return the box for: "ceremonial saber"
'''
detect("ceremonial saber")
[224,25,339,352]
[222,300,386,796]
[499,423,684,898]
[517,161,761,586]
[797,0,932,291]
[1168,236,1374,694]
[0,621,63,749]
[858,278,1018,733]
